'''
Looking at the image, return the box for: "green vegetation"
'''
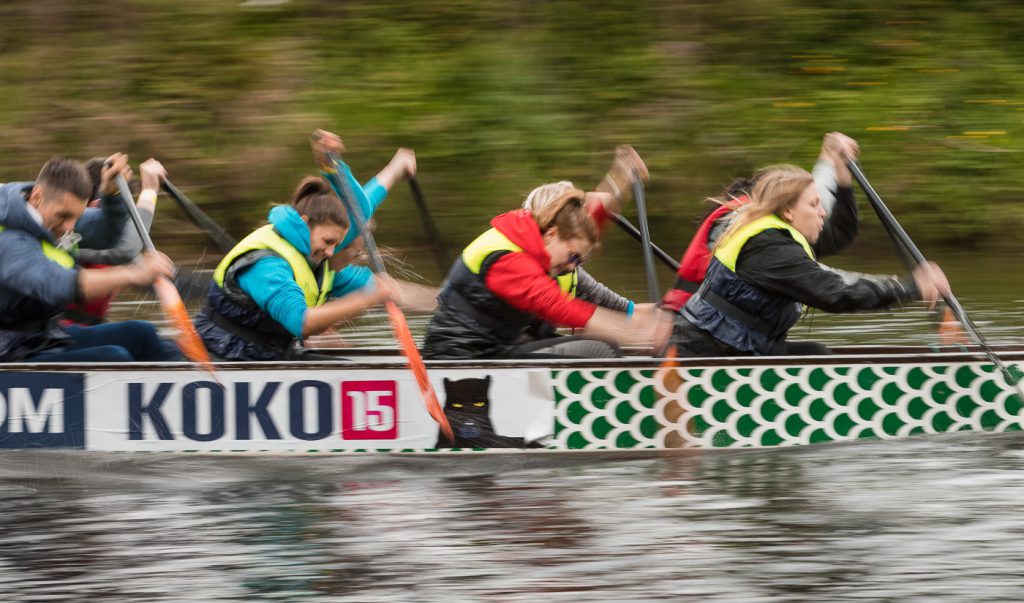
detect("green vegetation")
[2,0,1023,272]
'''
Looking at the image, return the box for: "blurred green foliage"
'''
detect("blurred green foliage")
[2,0,1023,276]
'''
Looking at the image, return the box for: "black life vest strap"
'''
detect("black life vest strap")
[205,308,295,350]
[695,287,776,336]
[672,276,701,294]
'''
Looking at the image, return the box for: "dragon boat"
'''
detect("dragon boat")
[1,345,1023,453]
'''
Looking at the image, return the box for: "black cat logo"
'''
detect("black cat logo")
[434,376,528,449]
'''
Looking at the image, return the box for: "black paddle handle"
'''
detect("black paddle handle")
[847,160,1020,386]
[631,173,661,303]
[408,176,452,272]
[609,212,680,272]
[115,174,156,252]
[161,179,238,253]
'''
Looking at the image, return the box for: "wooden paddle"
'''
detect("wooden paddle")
[407,176,452,274]
[631,172,661,303]
[161,179,238,253]
[115,174,214,372]
[848,160,1022,393]
[322,153,454,444]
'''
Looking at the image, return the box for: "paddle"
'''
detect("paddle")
[161,179,238,253]
[322,153,454,444]
[631,173,661,303]
[608,211,680,272]
[407,176,452,273]
[115,174,214,372]
[847,159,1021,392]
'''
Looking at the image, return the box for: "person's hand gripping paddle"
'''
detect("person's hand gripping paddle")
[311,133,453,444]
[109,158,214,373]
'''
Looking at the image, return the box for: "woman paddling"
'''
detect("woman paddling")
[423,177,656,360]
[661,132,861,313]
[194,157,398,360]
[518,149,658,340]
[669,164,950,357]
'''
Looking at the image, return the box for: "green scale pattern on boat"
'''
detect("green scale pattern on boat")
[550,362,1024,449]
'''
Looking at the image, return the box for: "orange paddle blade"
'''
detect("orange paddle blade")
[153,277,215,373]
[938,306,969,347]
[659,344,679,369]
[385,301,455,444]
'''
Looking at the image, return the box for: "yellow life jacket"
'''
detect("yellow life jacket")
[0,225,75,269]
[462,227,578,297]
[714,214,814,270]
[213,224,332,307]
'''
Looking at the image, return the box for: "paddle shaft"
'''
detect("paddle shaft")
[161,179,238,253]
[847,160,1021,387]
[324,153,454,444]
[115,175,156,252]
[407,176,452,272]
[115,174,215,371]
[631,174,661,303]
[608,212,680,272]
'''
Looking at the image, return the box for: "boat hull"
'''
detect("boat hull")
[2,347,1022,452]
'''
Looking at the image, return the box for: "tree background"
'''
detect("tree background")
[2,0,1022,283]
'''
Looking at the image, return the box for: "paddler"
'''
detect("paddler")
[0,157,181,362]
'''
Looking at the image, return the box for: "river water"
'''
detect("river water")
[4,434,1024,601]
[4,251,1024,601]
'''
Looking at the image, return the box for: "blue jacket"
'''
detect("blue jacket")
[75,188,129,251]
[195,205,373,360]
[0,183,79,360]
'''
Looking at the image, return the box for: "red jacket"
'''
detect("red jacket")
[661,196,748,312]
[484,209,598,329]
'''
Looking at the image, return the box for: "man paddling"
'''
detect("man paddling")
[0,157,182,362]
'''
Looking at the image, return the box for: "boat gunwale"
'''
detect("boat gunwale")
[2,344,1023,372]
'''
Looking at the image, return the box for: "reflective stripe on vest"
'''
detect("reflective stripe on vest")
[462,227,576,297]
[213,224,332,307]
[714,214,814,270]
[0,225,74,269]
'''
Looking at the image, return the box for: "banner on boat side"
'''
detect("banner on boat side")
[0,372,86,449]
[73,369,555,452]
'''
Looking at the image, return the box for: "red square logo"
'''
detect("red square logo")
[340,380,398,440]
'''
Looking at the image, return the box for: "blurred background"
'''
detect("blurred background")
[2,0,1023,307]
[7,6,1024,601]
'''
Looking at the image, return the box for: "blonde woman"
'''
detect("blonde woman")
[423,179,655,359]
[672,165,949,357]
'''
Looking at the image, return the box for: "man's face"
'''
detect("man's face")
[29,186,88,238]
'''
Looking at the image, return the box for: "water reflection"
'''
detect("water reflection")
[5,434,1024,600]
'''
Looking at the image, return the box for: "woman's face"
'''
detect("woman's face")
[329,236,364,271]
[543,228,593,277]
[307,221,346,264]
[781,183,826,244]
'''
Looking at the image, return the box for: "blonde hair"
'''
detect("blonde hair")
[714,165,814,250]
[522,181,599,244]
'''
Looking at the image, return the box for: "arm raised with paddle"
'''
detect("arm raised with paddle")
[848,159,1021,393]
[311,130,454,444]
[112,159,214,372]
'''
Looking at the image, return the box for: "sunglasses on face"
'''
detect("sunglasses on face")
[567,250,589,266]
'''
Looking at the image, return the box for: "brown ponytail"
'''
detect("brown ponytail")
[290,176,349,229]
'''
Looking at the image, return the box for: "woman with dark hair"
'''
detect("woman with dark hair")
[193,173,394,361]
[670,165,950,357]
